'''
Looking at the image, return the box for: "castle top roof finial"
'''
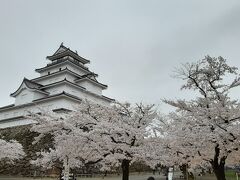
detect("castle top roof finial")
[47,43,90,64]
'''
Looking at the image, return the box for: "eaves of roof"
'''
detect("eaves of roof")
[47,50,90,64]
[39,79,113,102]
[0,92,82,112]
[40,78,86,90]
[10,78,49,97]
[35,59,90,73]
[75,77,108,89]
[32,67,83,81]
[0,104,15,110]
[32,91,82,103]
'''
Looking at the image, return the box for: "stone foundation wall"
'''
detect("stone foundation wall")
[0,126,152,176]
[0,125,54,176]
[0,125,101,176]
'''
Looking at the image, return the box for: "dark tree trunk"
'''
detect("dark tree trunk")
[121,159,130,180]
[211,158,226,180]
[180,164,188,179]
[213,165,226,180]
[179,164,194,180]
[210,145,226,180]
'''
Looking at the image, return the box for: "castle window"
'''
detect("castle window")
[48,72,50,75]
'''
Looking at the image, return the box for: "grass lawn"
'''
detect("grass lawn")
[0,171,238,180]
[190,170,238,180]
[225,170,237,179]
[0,173,166,180]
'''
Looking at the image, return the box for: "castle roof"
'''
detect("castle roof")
[10,78,49,97]
[46,44,90,64]
[75,76,108,89]
[39,78,86,90]
[0,44,114,128]
[0,91,114,112]
[35,58,90,73]
[33,67,83,81]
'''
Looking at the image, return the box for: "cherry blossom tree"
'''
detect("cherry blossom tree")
[163,56,240,180]
[143,119,192,178]
[0,139,25,163]
[30,101,158,180]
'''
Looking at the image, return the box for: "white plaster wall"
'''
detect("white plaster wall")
[77,81,102,95]
[5,90,109,121]
[67,65,86,76]
[36,73,66,85]
[46,83,108,106]
[64,84,79,98]
[45,84,66,95]
[15,88,34,106]
[39,61,87,77]
[33,92,47,101]
[65,73,76,82]
[15,88,46,106]
[0,93,110,129]
[40,64,67,76]
[68,86,110,106]
[0,118,36,129]
[0,98,78,122]
[64,85,84,97]
[34,73,76,85]
[62,84,109,106]
[83,93,109,106]
[44,83,83,96]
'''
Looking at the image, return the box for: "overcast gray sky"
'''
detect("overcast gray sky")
[0,0,240,113]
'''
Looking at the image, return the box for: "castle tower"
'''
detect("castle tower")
[0,44,114,128]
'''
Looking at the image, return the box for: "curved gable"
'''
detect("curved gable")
[11,78,49,97]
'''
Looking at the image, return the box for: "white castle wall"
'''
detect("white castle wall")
[0,118,36,129]
[15,86,46,106]
[67,64,88,76]
[33,72,76,85]
[46,84,108,106]
[39,61,87,77]
[15,89,36,106]
[0,53,112,129]
[77,81,102,95]
[63,85,108,106]
[0,95,110,129]
[0,97,80,128]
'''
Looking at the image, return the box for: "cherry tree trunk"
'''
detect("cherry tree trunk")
[211,145,226,180]
[180,164,188,179]
[212,160,226,180]
[180,164,194,180]
[121,159,130,180]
